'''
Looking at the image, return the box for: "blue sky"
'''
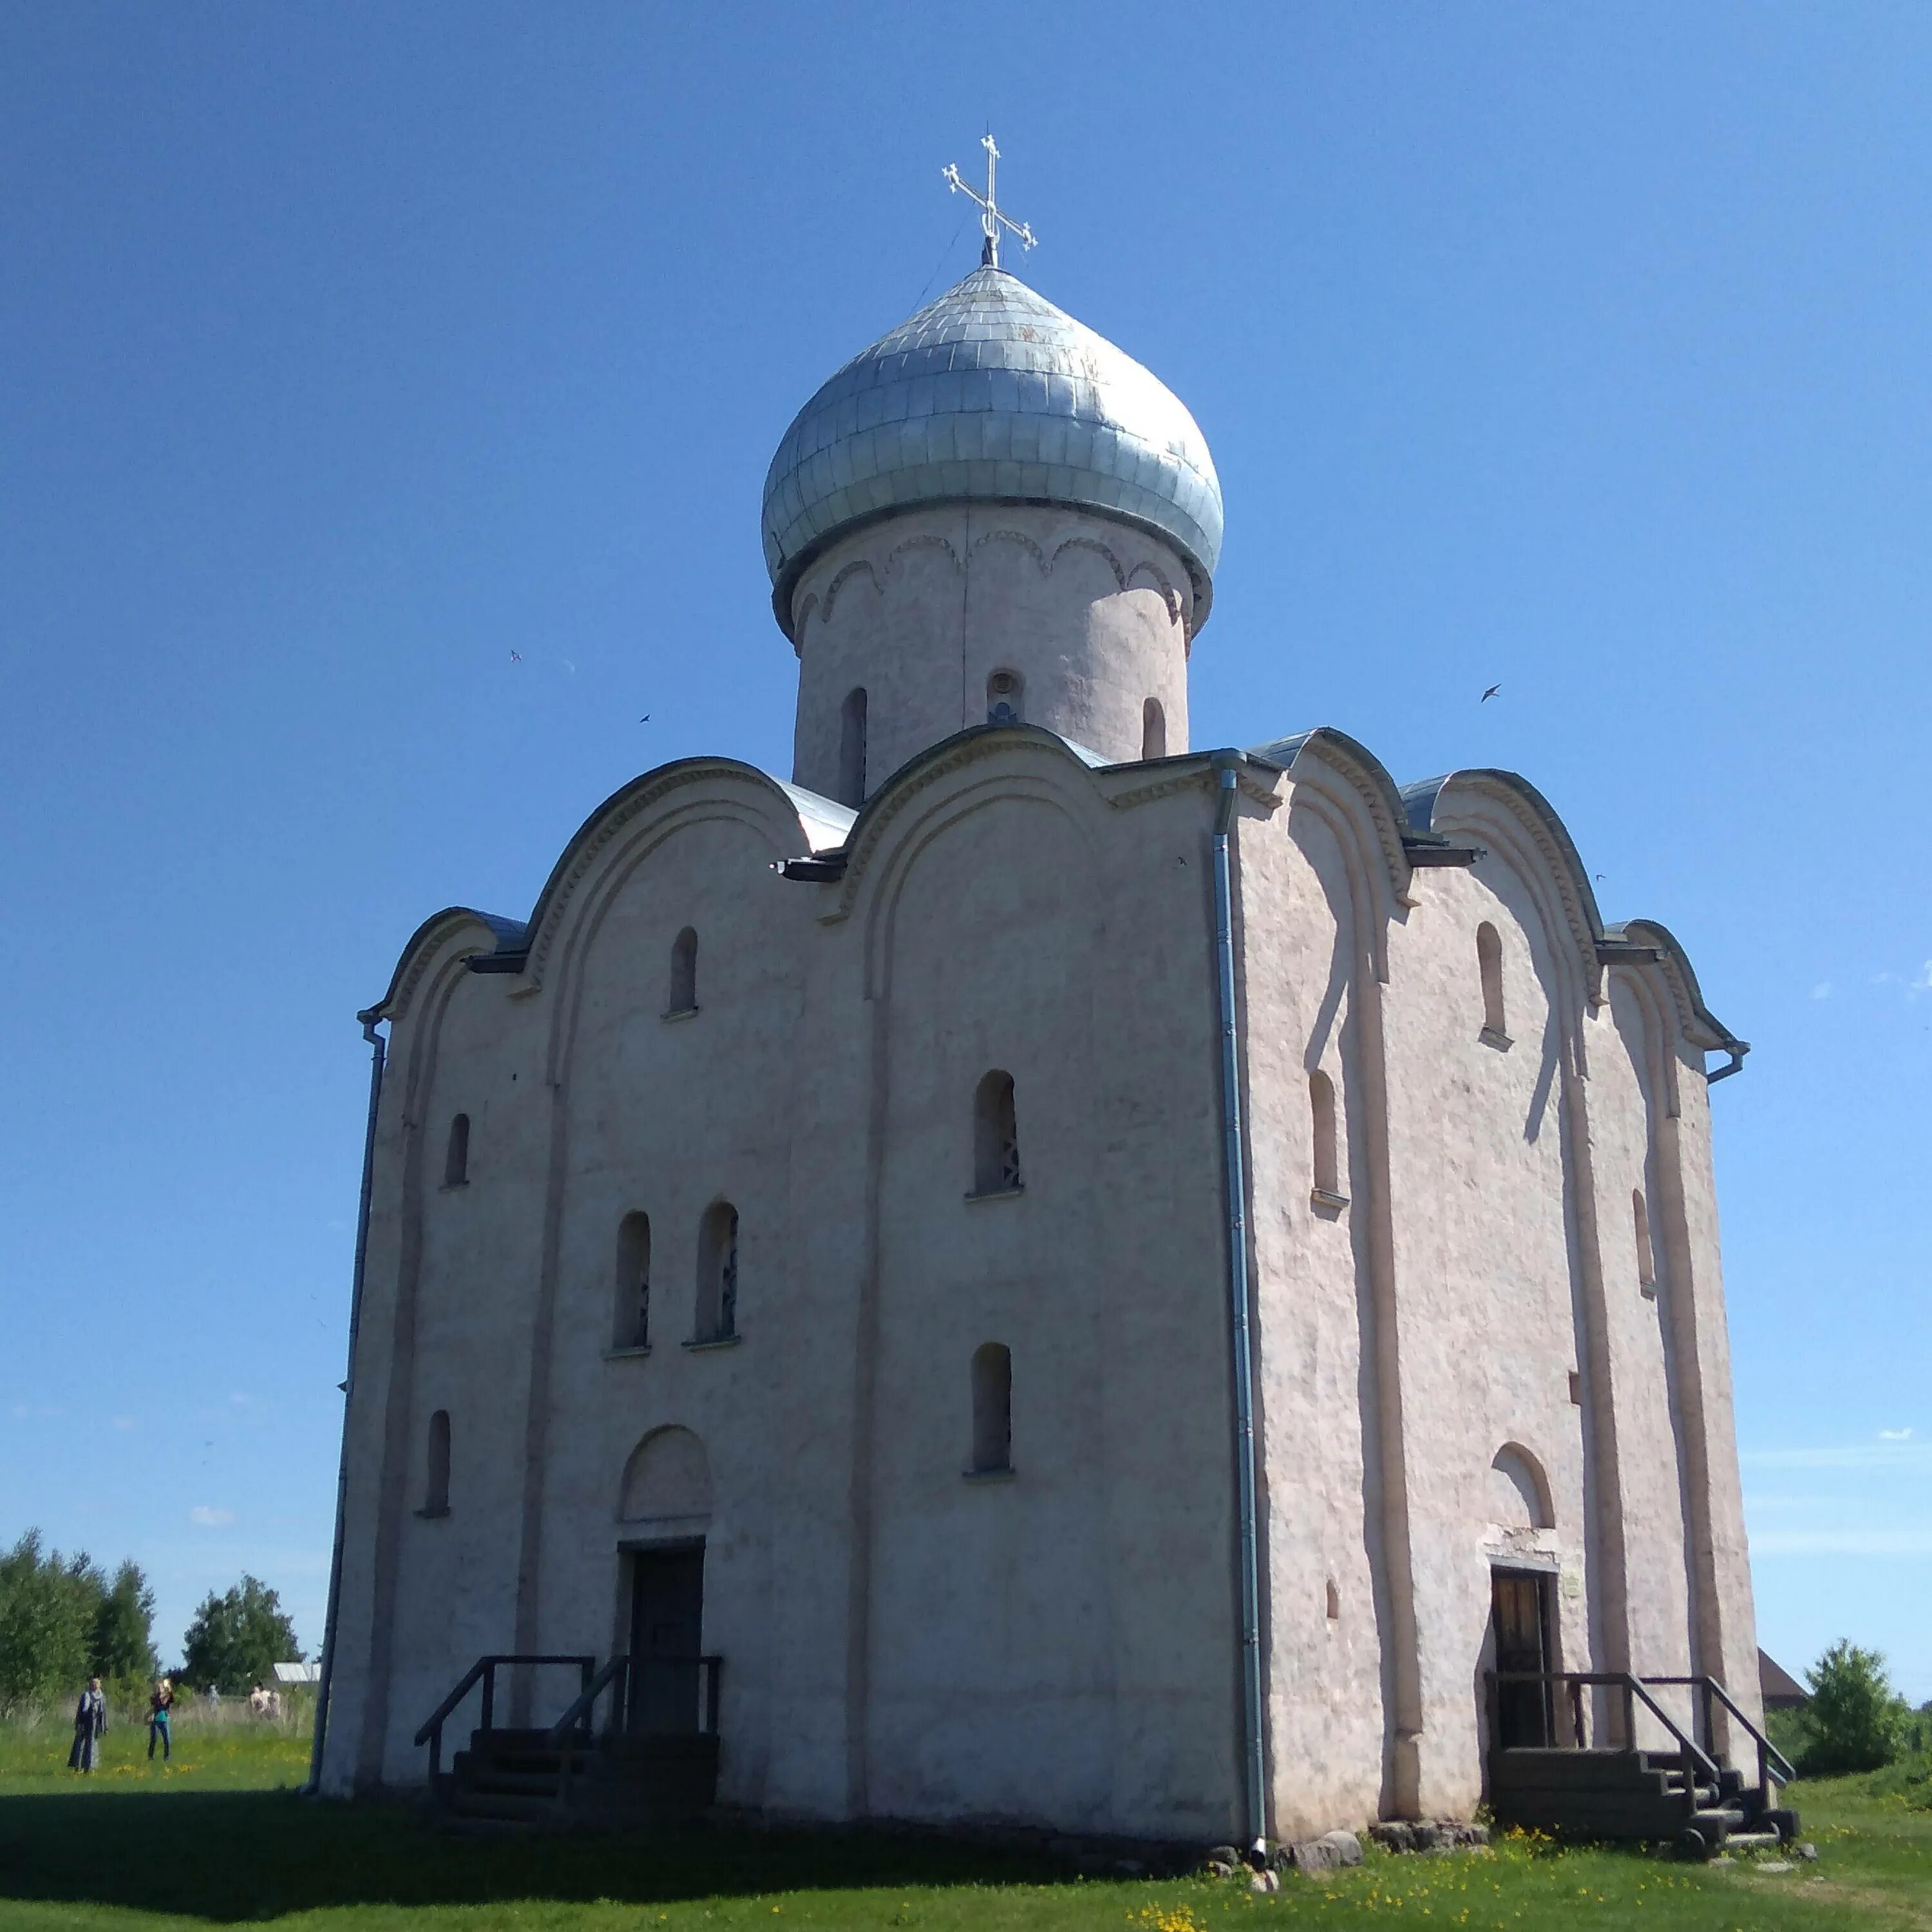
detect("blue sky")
[2,4,1926,1701]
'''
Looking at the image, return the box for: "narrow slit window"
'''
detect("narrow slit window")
[970,1343,1012,1475]
[424,1410,451,1515]
[616,1211,652,1348]
[1309,1070,1341,1198]
[668,927,698,1016]
[444,1114,470,1188]
[986,669,1023,726]
[696,1201,739,1341]
[838,687,869,807]
[1477,922,1508,1041]
[1633,1189,1656,1297]
[972,1070,1022,1195]
[1141,697,1167,761]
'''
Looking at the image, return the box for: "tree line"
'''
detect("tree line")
[0,1529,304,1712]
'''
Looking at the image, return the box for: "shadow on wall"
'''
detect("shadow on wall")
[0,1790,1081,1918]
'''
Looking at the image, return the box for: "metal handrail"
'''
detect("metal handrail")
[1645,1674,1796,1791]
[413,1653,594,1790]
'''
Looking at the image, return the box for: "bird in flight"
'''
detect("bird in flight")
[1481,683,1502,703]
[509,650,522,663]
[639,714,650,723]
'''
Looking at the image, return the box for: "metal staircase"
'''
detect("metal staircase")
[416,1652,723,1830]
[1486,1670,1797,1857]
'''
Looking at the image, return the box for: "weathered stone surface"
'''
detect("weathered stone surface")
[1291,1830,1364,1872]
[1248,1869,1279,1893]
[317,260,1766,1858]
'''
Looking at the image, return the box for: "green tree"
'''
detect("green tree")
[1801,1639,1908,1776]
[180,1575,302,1694]
[91,1560,157,1688]
[0,1531,106,1713]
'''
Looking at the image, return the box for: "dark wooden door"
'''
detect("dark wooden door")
[1491,1569,1553,1749]
[627,1546,705,1736]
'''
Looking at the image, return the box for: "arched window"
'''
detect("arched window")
[1141,697,1167,761]
[986,668,1023,726]
[972,1070,1022,1196]
[1309,1069,1343,1202]
[423,1410,451,1515]
[696,1202,739,1342]
[838,686,869,806]
[970,1343,1012,1475]
[615,1211,652,1349]
[1476,922,1508,1043]
[444,1114,470,1188]
[668,927,698,1016]
[1633,1189,1656,1297]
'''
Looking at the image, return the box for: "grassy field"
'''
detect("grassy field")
[1,1721,1927,1930]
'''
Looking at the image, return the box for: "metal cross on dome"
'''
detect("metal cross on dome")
[943,135,1036,269]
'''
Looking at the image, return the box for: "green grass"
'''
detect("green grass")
[2,1723,1928,1930]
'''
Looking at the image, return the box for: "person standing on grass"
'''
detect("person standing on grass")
[147,1676,174,1761]
[68,1678,108,1774]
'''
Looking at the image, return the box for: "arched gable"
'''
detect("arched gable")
[1403,770,1605,974]
[824,722,1113,931]
[366,759,855,1021]
[365,907,529,1026]
[1607,918,1748,1073]
[1404,770,1745,1079]
[1250,728,1414,905]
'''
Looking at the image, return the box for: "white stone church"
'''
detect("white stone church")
[314,238,1769,1848]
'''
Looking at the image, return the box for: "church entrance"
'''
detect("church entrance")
[625,1543,706,1736]
[1490,1568,1555,1750]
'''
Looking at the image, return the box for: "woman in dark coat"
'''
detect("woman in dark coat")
[68,1677,108,1772]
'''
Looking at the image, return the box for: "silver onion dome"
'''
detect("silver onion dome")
[762,266,1223,637]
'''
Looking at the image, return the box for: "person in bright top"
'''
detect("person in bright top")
[147,1676,174,1761]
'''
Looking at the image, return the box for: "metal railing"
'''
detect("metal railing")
[413,1653,594,1790]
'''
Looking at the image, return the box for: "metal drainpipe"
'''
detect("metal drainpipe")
[1212,756,1268,1851]
[305,1012,388,1797]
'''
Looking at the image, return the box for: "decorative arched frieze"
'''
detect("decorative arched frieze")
[1121,556,1183,629]
[1048,533,1124,590]
[819,557,882,625]
[1098,757,1278,815]
[883,529,963,580]
[972,526,1049,573]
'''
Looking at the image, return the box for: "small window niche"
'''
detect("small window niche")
[667,927,699,1019]
[967,1342,1013,1478]
[612,1211,652,1352]
[419,1409,451,1517]
[969,1070,1023,1199]
[1141,697,1167,761]
[986,668,1023,726]
[838,686,869,808]
[1309,1069,1347,1212]
[443,1114,470,1189]
[691,1200,739,1345]
[1633,1189,1657,1299]
[1476,922,1511,1049]
[1325,1578,1341,1622]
